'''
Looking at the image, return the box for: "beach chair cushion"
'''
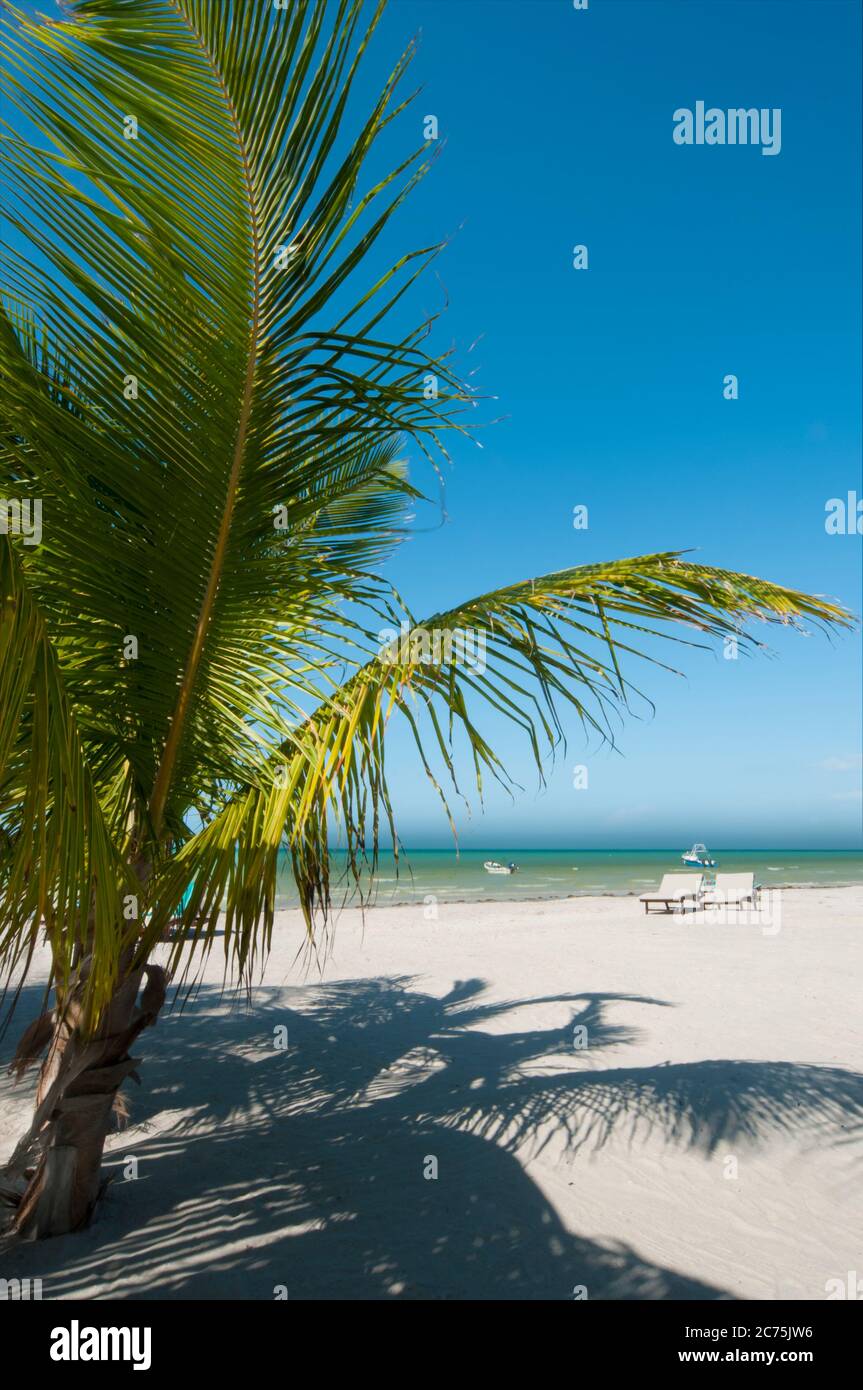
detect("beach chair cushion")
[639,873,703,903]
[703,872,757,905]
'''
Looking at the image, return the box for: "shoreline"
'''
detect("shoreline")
[278,877,863,912]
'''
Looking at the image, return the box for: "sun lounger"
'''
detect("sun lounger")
[639,873,704,914]
[702,872,759,908]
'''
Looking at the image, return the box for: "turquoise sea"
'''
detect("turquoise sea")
[275,849,863,909]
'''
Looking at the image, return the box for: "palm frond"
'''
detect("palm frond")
[0,536,136,1025]
[142,552,852,985]
[1,0,468,846]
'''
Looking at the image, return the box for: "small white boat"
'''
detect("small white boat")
[483,860,518,875]
[681,842,717,868]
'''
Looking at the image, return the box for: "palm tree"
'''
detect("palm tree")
[0,0,850,1240]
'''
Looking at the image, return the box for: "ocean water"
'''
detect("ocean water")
[274,848,863,909]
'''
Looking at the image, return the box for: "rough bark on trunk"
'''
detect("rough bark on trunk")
[4,960,166,1240]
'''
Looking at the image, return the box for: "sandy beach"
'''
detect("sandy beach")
[1,885,861,1301]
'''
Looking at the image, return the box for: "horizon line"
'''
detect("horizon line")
[326,845,863,854]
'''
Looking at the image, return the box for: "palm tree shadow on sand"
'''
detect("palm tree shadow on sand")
[3,976,862,1300]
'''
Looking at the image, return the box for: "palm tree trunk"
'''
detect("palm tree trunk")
[5,960,166,1239]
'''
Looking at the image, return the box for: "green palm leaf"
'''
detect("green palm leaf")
[0,535,137,1021]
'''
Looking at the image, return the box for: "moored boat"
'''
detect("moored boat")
[483,860,518,875]
[681,842,717,868]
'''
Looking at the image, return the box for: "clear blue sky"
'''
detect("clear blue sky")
[11,0,862,848]
[358,0,862,849]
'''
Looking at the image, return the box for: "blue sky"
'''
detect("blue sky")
[349,0,862,849]
[9,0,862,849]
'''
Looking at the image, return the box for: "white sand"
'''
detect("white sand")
[1,886,861,1300]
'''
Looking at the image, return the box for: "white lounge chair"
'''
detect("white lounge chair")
[703,872,759,908]
[639,873,704,914]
